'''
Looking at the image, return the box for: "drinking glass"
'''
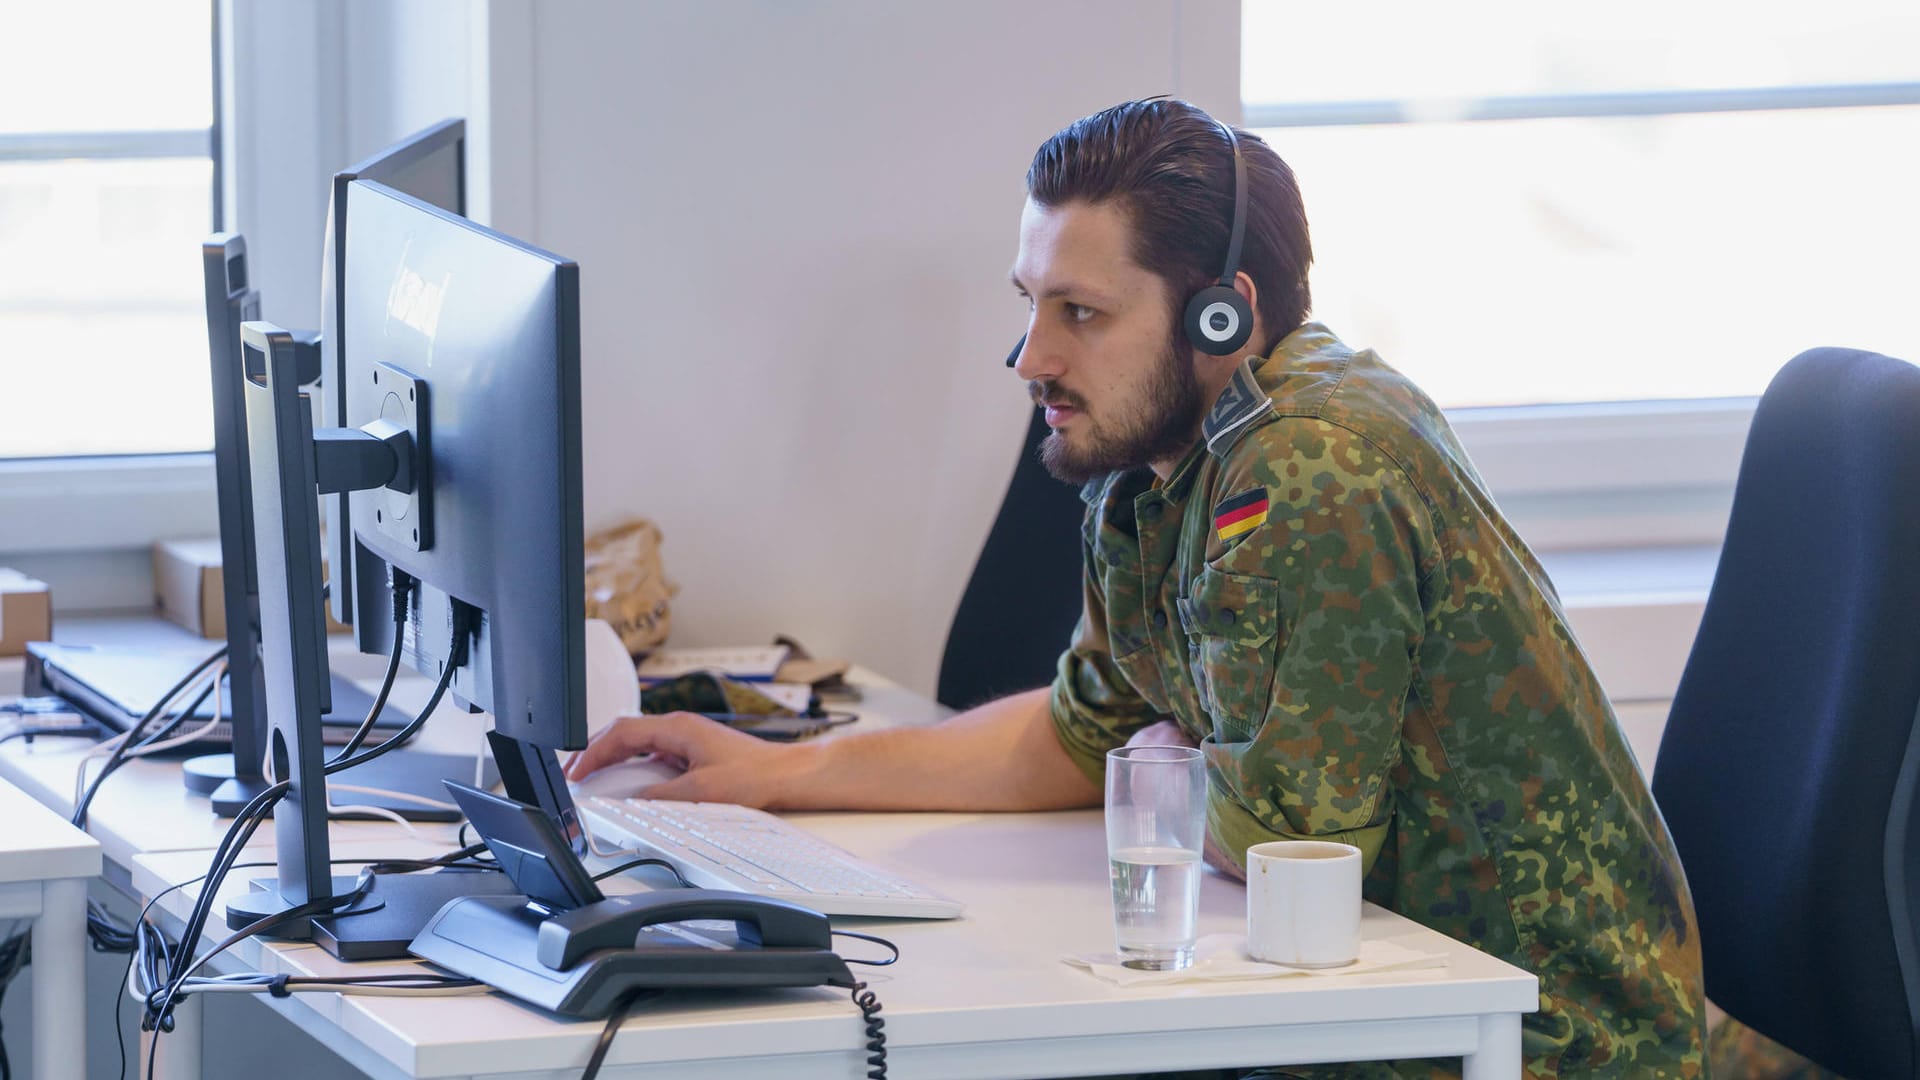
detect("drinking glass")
[1105,745,1206,970]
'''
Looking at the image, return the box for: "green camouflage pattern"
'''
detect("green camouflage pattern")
[1050,323,1707,1078]
[1708,1015,1847,1080]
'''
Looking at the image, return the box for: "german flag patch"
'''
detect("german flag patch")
[1213,488,1269,543]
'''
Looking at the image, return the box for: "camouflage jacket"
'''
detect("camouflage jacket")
[1050,324,1707,1078]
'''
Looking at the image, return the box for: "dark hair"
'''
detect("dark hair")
[1026,99,1312,349]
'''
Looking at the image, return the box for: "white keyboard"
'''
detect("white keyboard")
[581,796,963,919]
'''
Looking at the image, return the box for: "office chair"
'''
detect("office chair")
[936,402,1086,711]
[1653,347,1920,1079]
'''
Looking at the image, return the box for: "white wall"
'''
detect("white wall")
[464,0,1240,695]
[341,0,475,162]
[222,0,477,342]
[219,0,1243,697]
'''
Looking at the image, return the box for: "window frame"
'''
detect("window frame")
[0,3,222,556]
[1243,80,1920,547]
[0,0,342,561]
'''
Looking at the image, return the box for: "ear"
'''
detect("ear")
[1232,271,1265,353]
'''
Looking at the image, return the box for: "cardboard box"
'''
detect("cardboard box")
[0,568,52,657]
[154,538,354,640]
[154,538,226,639]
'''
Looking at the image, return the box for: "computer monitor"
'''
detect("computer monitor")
[319,118,466,630]
[336,178,589,838]
[191,234,471,820]
[201,234,266,719]
[227,178,585,955]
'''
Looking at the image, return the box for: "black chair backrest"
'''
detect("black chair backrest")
[936,404,1086,711]
[1654,347,1920,1078]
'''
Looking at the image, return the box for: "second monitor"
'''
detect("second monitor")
[228,176,588,953]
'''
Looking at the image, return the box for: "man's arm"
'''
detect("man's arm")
[564,686,1101,812]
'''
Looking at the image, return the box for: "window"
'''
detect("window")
[0,1,217,459]
[1242,1,1920,410]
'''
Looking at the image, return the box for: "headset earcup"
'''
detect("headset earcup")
[1183,286,1254,356]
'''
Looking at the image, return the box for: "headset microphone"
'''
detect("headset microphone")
[1181,120,1254,357]
[1005,333,1025,369]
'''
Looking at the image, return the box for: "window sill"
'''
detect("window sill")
[0,454,217,555]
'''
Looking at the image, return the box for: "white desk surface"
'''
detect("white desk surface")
[0,637,490,871]
[133,808,1536,1080]
[13,616,1537,1077]
[0,774,100,884]
[0,612,936,873]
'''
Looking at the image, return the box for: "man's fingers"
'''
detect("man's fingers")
[631,771,705,803]
[565,713,712,779]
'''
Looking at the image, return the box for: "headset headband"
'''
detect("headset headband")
[1216,120,1247,288]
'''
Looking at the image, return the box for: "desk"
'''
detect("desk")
[6,620,1537,1078]
[130,812,1537,1079]
[0,619,492,872]
[0,775,103,1080]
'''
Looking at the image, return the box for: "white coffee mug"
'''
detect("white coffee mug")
[1245,840,1362,968]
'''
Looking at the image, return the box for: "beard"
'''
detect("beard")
[1033,327,1205,485]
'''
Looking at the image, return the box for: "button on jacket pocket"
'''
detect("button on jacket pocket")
[1178,569,1282,741]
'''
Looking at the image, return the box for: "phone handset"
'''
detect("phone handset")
[536,889,833,971]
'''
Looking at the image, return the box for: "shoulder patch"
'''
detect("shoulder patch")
[1213,488,1269,544]
[1202,357,1276,459]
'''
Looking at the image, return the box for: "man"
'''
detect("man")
[568,99,1707,1078]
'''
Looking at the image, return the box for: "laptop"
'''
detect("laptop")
[24,641,409,747]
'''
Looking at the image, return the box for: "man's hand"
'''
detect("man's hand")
[1203,830,1246,881]
[1124,719,1195,750]
[1122,720,1244,880]
[564,712,804,808]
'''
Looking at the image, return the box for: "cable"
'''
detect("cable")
[0,726,95,748]
[327,782,460,812]
[831,930,901,967]
[326,569,412,766]
[321,796,443,843]
[325,599,471,776]
[577,806,635,859]
[155,973,489,997]
[579,990,658,1080]
[71,652,227,827]
[149,779,290,1044]
[590,857,693,888]
[120,704,227,759]
[850,981,886,1079]
[146,607,469,1022]
[87,901,137,953]
[127,669,220,750]
[456,822,498,863]
[121,844,495,1079]
[115,843,499,1080]
[825,931,898,1077]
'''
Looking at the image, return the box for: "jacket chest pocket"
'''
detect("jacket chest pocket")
[1178,569,1282,742]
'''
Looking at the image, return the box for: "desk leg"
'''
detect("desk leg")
[30,877,86,1080]
[139,990,201,1080]
[1462,1012,1522,1080]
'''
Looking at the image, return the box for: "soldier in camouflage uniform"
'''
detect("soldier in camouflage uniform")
[567,98,1709,1077]
[1053,320,1706,1078]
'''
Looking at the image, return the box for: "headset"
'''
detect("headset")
[1182,119,1254,356]
[1008,117,1253,367]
